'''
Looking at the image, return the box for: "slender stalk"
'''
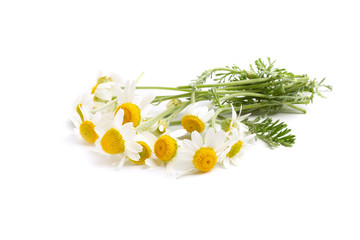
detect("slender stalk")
[135,72,145,83]
[211,106,231,128]
[178,77,272,89]
[89,98,118,114]
[137,103,186,131]
[219,92,270,102]
[165,101,190,122]
[136,86,191,92]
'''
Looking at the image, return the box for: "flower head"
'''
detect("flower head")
[95,109,142,167]
[218,128,255,168]
[222,105,250,133]
[91,71,122,102]
[172,101,214,137]
[167,128,228,177]
[128,131,161,167]
[114,80,155,127]
[72,103,108,144]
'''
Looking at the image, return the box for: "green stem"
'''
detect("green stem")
[136,103,186,131]
[169,120,181,126]
[211,106,231,128]
[89,98,118,114]
[284,103,306,113]
[178,77,272,89]
[135,72,145,83]
[165,101,190,122]
[219,92,270,102]
[136,86,191,92]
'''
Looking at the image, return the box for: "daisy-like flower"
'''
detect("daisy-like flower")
[91,71,122,102]
[95,109,142,167]
[128,131,162,167]
[114,80,155,128]
[221,105,250,133]
[167,128,228,177]
[73,92,96,122]
[153,133,179,165]
[218,128,256,168]
[173,101,214,137]
[72,104,105,144]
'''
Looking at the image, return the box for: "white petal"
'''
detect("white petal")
[138,93,155,110]
[140,131,158,146]
[191,131,203,148]
[231,105,237,123]
[113,109,124,129]
[170,129,187,138]
[222,157,230,169]
[145,158,164,168]
[117,156,126,168]
[204,128,216,147]
[168,157,194,172]
[92,111,102,124]
[95,89,112,101]
[125,149,140,161]
[174,168,198,178]
[71,116,81,128]
[124,80,136,103]
[80,106,90,121]
[201,109,214,123]
[197,106,208,118]
[214,131,229,152]
[231,156,241,165]
[126,141,142,153]
[182,139,198,153]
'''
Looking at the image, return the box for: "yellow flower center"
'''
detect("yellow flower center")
[192,147,217,172]
[181,115,205,133]
[226,140,243,158]
[115,103,141,127]
[76,104,84,122]
[154,135,177,162]
[129,141,152,165]
[100,128,125,154]
[79,121,99,143]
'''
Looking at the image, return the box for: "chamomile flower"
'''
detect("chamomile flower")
[114,80,155,127]
[95,109,142,167]
[72,105,103,144]
[221,105,250,133]
[218,128,255,168]
[146,128,186,169]
[173,101,214,137]
[91,71,122,102]
[128,131,162,167]
[167,128,228,177]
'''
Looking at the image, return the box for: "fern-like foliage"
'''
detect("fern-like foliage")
[242,116,296,147]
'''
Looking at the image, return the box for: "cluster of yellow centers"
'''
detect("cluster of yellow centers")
[154,135,177,162]
[181,115,205,133]
[100,128,125,154]
[115,103,141,127]
[192,147,217,172]
[79,121,99,144]
[226,140,243,158]
[129,141,152,165]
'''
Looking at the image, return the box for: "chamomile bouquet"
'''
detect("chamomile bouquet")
[72,58,331,176]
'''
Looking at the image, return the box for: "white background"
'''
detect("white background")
[1,0,359,239]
